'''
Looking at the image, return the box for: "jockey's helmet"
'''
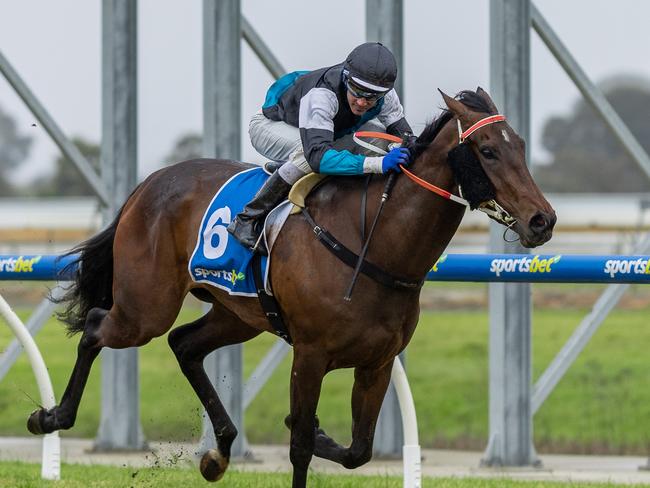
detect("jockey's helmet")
[342,42,397,96]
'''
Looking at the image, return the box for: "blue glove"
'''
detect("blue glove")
[381,147,411,173]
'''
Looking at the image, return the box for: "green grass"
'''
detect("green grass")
[1,461,647,488]
[2,285,650,454]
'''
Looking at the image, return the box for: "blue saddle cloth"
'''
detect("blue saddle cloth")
[189,167,270,296]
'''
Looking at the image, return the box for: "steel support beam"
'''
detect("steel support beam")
[243,339,290,410]
[95,0,145,451]
[201,0,248,459]
[484,0,538,467]
[0,51,109,206]
[531,4,650,181]
[241,16,285,79]
[366,0,405,458]
[366,0,404,99]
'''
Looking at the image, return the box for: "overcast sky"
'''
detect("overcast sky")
[0,0,648,186]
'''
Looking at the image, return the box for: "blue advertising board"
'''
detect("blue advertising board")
[2,253,650,284]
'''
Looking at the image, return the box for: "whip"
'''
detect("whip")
[344,172,398,301]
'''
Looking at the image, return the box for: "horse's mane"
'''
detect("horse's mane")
[405,90,493,160]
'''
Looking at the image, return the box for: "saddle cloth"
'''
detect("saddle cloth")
[189,167,292,297]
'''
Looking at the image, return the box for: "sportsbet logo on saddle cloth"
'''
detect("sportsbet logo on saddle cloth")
[189,167,289,296]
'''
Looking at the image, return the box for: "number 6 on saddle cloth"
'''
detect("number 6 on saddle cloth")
[189,166,286,297]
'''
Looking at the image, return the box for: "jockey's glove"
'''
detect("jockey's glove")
[381,147,411,173]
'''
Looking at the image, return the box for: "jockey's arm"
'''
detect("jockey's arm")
[378,90,412,137]
[298,89,410,176]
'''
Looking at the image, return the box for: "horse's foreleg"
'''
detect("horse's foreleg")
[283,413,349,463]
[313,361,393,469]
[27,307,107,434]
[168,305,261,483]
[288,349,327,488]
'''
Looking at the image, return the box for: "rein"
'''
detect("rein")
[353,115,516,228]
[353,130,470,204]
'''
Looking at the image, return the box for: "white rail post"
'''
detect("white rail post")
[391,356,421,488]
[0,294,60,480]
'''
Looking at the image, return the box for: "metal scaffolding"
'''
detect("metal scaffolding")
[95,0,145,451]
[483,0,537,467]
[2,0,649,471]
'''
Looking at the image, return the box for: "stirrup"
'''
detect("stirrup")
[251,232,268,256]
[228,218,255,243]
[228,218,267,255]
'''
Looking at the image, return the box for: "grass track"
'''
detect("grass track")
[1,285,650,454]
[1,461,649,488]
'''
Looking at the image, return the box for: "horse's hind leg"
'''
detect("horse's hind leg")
[168,303,261,483]
[27,307,108,434]
[311,361,393,469]
[28,285,185,435]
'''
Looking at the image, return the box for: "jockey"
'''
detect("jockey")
[227,42,413,253]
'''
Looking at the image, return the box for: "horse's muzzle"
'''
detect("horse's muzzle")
[520,210,556,248]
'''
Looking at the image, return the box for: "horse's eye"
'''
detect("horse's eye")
[480,147,496,159]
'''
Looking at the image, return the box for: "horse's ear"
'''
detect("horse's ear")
[476,86,499,114]
[438,89,468,118]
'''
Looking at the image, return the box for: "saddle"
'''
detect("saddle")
[288,174,327,214]
[263,161,327,213]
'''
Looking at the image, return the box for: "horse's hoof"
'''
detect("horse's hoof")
[27,409,46,435]
[199,449,229,482]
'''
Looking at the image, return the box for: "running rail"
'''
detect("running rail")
[0,294,60,479]
[2,253,650,283]
[392,357,421,488]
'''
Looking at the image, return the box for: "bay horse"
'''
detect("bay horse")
[27,88,555,487]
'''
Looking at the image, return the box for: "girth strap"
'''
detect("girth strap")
[252,253,293,345]
[300,208,423,290]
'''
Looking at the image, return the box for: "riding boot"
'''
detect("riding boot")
[227,171,292,254]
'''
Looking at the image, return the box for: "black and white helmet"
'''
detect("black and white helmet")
[343,42,397,95]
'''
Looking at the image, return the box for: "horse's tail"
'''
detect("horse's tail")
[54,201,128,336]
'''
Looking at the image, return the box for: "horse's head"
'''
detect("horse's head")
[440,88,556,248]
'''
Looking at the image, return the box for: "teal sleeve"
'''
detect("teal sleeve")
[318,149,366,175]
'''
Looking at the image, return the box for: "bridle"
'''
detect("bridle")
[457,114,506,142]
[353,113,517,229]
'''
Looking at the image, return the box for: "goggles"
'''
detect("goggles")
[345,79,387,102]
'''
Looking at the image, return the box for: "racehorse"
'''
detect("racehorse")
[27,88,555,487]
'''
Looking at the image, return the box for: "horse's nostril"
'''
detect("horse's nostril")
[529,213,549,232]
